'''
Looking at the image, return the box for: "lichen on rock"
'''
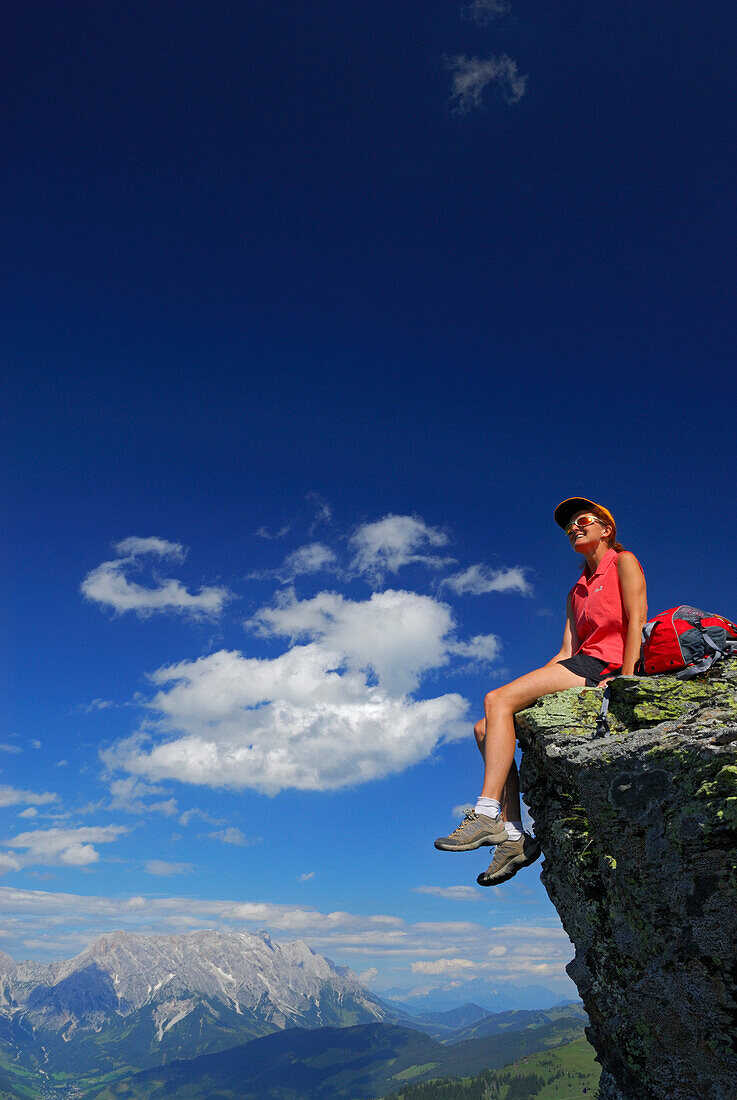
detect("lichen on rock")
[516,660,737,1100]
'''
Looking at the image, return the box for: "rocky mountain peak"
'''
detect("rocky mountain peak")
[0,928,385,1046]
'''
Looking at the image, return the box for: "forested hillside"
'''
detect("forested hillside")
[383,1036,599,1100]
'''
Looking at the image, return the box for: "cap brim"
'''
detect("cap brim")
[554,497,614,529]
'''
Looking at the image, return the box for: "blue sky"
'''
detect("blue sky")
[2,0,736,1002]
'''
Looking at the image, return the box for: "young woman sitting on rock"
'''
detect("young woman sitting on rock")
[435,497,647,887]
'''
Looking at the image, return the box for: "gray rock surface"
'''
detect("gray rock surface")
[516,660,737,1100]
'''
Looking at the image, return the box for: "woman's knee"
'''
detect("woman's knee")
[473,718,485,745]
[484,687,511,717]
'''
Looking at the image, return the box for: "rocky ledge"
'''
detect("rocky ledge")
[516,661,737,1100]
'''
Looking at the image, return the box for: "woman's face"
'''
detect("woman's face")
[567,511,611,555]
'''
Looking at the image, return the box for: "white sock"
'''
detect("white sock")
[504,820,524,841]
[474,797,501,819]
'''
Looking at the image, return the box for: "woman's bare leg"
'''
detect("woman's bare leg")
[479,663,587,802]
[474,719,520,823]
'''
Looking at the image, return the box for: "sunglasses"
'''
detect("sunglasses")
[565,514,603,536]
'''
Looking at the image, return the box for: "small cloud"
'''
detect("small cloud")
[411,958,478,975]
[84,698,116,712]
[0,786,58,809]
[30,740,41,750]
[464,0,510,24]
[108,777,178,817]
[0,853,21,875]
[248,542,339,584]
[413,885,481,901]
[446,53,527,111]
[249,543,339,584]
[207,827,253,846]
[307,492,333,534]
[281,543,337,580]
[143,860,194,876]
[0,744,21,755]
[18,808,38,818]
[448,633,501,664]
[349,515,453,583]
[56,761,68,768]
[359,967,378,984]
[441,564,532,597]
[297,872,315,883]
[81,537,229,618]
[256,525,291,540]
[179,808,224,827]
[116,536,185,558]
[4,825,126,868]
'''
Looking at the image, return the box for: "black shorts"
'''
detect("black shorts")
[558,654,622,687]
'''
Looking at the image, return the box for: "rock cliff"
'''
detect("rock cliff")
[516,661,737,1100]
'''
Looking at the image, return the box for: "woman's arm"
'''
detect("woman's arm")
[544,594,578,666]
[617,552,648,675]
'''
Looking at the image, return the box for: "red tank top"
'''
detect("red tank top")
[569,549,641,668]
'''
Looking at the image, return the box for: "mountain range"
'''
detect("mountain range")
[0,929,386,1093]
[0,930,587,1098]
[1,929,384,1034]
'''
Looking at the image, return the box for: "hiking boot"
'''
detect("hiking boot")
[434,810,508,852]
[476,835,542,886]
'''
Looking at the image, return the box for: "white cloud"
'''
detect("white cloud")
[107,658,467,795]
[249,588,456,695]
[143,860,193,876]
[207,828,251,846]
[81,537,229,618]
[411,957,478,974]
[446,54,527,111]
[104,588,478,793]
[0,786,58,809]
[297,872,316,883]
[413,886,481,901]
[281,542,337,578]
[178,808,224,827]
[249,542,338,583]
[256,525,291,540]
[0,744,21,755]
[359,967,378,984]
[447,633,501,664]
[115,537,185,558]
[108,777,178,817]
[3,826,127,868]
[0,854,21,876]
[441,564,532,597]
[464,0,509,24]
[0,887,575,990]
[349,515,453,582]
[85,698,116,712]
[307,492,333,534]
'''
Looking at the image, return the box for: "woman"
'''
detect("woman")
[435,497,647,887]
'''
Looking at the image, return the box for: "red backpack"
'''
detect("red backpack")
[640,606,737,679]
